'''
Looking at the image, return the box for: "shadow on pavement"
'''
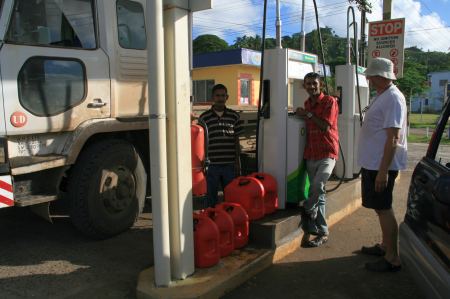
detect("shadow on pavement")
[222,254,425,299]
[0,208,153,299]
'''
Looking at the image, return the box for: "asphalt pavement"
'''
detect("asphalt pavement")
[0,143,438,298]
[222,170,424,299]
[222,143,435,299]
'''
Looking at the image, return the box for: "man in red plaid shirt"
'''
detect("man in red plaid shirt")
[295,72,339,247]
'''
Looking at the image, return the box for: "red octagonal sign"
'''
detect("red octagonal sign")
[10,111,28,128]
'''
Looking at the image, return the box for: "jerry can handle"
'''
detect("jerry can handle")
[255,174,265,180]
[238,178,251,186]
[193,218,199,231]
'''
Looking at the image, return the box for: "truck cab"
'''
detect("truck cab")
[0,0,153,238]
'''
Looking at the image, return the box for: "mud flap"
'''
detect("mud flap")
[30,202,53,223]
[136,155,147,215]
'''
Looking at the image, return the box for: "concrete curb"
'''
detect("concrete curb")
[137,178,363,299]
[137,249,273,299]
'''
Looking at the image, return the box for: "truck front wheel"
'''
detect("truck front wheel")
[67,139,147,239]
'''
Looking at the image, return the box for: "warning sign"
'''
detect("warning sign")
[367,18,405,78]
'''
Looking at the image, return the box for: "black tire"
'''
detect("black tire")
[67,139,147,239]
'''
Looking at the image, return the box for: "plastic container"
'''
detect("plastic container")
[224,176,265,221]
[249,172,278,215]
[193,213,220,268]
[202,207,235,257]
[216,202,249,249]
[191,124,207,196]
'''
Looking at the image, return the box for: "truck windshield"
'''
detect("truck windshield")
[4,0,96,49]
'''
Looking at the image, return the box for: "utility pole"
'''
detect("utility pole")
[276,0,282,48]
[300,0,306,51]
[349,0,372,67]
[383,0,392,20]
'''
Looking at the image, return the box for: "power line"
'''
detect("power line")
[407,26,450,33]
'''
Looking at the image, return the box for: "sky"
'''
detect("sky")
[192,0,450,53]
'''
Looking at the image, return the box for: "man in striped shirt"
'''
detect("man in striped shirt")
[199,84,244,207]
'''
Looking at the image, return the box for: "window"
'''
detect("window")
[439,80,448,87]
[434,114,450,168]
[5,0,96,49]
[117,0,146,50]
[193,80,215,103]
[18,57,86,116]
[240,79,251,105]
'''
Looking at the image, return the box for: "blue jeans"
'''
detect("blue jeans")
[303,158,336,236]
[206,164,235,208]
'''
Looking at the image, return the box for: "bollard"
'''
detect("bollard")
[426,127,429,138]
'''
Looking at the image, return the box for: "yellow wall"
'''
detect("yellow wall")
[192,64,260,106]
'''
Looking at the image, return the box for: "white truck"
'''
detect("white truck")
[0,0,166,239]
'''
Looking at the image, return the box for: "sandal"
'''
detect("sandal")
[365,258,401,272]
[361,244,386,256]
[300,233,311,248]
[305,235,328,247]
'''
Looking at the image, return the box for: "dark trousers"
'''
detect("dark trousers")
[206,164,235,208]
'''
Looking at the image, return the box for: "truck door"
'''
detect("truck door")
[0,0,110,135]
[106,0,148,117]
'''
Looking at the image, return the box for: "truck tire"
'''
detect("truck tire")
[67,139,147,239]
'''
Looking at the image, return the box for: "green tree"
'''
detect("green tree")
[193,34,229,54]
[231,35,260,50]
[264,37,276,49]
[396,60,428,99]
[305,27,346,72]
[230,35,276,50]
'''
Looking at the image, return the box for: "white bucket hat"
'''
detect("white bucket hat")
[364,57,396,80]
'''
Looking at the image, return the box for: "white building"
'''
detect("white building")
[413,71,450,113]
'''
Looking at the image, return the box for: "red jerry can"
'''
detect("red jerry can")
[202,208,235,257]
[191,124,207,196]
[193,213,220,268]
[224,176,265,221]
[249,172,278,215]
[216,202,249,249]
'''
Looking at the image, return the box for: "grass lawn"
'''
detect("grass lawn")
[409,113,450,130]
[408,134,450,145]
[409,113,440,127]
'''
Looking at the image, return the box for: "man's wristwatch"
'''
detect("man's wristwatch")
[306,112,313,119]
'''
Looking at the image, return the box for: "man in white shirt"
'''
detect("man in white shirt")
[357,58,407,272]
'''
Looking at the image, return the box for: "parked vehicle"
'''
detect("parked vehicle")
[399,99,450,299]
[0,0,219,239]
[0,0,157,239]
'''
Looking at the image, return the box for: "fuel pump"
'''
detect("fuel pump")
[259,48,318,209]
[334,7,370,179]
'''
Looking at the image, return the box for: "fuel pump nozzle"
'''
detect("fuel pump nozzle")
[346,6,359,66]
[346,5,363,126]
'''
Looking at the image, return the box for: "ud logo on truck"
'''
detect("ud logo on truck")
[10,112,28,128]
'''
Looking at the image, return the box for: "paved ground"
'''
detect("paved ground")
[222,171,424,299]
[0,143,441,298]
[222,143,450,299]
[0,210,154,298]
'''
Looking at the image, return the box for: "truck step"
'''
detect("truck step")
[14,195,57,207]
